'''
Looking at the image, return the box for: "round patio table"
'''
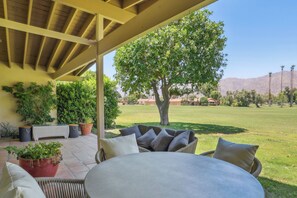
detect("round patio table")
[84,152,264,198]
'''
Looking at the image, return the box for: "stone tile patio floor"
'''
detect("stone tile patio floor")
[0,134,98,179]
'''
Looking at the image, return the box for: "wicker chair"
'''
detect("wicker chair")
[200,150,262,178]
[35,177,87,198]
[95,146,149,164]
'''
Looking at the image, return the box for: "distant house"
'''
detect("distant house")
[208,98,219,106]
[138,98,182,105]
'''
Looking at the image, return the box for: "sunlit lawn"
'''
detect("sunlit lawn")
[110,105,297,197]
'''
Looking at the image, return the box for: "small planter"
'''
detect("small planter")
[79,123,93,135]
[19,126,32,142]
[19,156,61,177]
[69,124,79,138]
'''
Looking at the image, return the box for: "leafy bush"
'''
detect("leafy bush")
[2,82,56,125]
[57,71,120,128]
[200,97,208,106]
[5,142,62,161]
[123,94,139,105]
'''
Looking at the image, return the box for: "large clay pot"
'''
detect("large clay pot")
[19,157,60,177]
[79,123,93,135]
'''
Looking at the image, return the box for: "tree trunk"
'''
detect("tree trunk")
[152,82,170,126]
[157,100,170,125]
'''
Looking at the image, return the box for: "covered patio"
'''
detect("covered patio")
[0,0,215,147]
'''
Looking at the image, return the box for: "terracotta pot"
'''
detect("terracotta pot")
[19,157,60,177]
[79,123,93,135]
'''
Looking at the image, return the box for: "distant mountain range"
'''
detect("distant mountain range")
[219,71,297,95]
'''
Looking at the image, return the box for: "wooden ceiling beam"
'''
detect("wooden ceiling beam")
[46,8,78,72]
[0,19,95,45]
[52,46,96,79]
[75,62,95,76]
[53,0,136,24]
[103,19,113,34]
[58,75,82,81]
[123,0,144,9]
[35,2,57,69]
[23,0,33,69]
[3,0,11,68]
[57,15,96,70]
[52,0,216,79]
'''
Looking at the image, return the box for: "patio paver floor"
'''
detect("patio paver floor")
[0,134,98,179]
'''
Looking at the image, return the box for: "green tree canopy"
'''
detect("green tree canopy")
[114,10,227,125]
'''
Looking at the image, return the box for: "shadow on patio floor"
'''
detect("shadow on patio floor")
[117,122,247,135]
[259,177,297,198]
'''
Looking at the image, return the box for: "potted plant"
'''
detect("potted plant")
[79,117,93,135]
[5,142,63,177]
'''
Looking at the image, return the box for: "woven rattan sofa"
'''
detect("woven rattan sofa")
[95,125,198,164]
[200,150,262,178]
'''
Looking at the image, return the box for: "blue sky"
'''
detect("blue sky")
[91,0,297,79]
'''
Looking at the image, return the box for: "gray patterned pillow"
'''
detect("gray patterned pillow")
[137,129,156,149]
[213,138,259,172]
[150,129,174,151]
[168,131,190,151]
[120,125,142,138]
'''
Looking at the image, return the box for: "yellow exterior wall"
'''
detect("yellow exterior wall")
[0,64,57,128]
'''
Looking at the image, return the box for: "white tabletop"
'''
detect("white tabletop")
[84,152,264,198]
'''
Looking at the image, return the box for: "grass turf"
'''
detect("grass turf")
[109,105,297,198]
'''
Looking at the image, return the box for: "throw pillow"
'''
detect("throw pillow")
[0,162,45,198]
[150,129,174,151]
[100,134,139,160]
[168,131,190,152]
[213,138,259,172]
[137,129,157,149]
[119,125,142,138]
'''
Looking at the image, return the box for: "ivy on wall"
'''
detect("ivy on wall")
[2,82,56,125]
[56,71,120,128]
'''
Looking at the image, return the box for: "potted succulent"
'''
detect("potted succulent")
[79,117,93,135]
[5,142,63,177]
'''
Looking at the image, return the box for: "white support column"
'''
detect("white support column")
[96,14,105,150]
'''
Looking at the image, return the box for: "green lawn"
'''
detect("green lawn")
[109,105,297,197]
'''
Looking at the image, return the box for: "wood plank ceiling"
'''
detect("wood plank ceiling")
[0,0,214,79]
[0,0,151,76]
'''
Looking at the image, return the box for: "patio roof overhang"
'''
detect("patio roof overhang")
[0,0,216,148]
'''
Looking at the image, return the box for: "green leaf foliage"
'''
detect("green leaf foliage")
[114,10,227,95]
[2,82,56,125]
[5,142,62,160]
[56,71,120,128]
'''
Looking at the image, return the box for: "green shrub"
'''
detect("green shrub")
[200,97,208,106]
[57,71,120,128]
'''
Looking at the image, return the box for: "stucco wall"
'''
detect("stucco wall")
[0,64,57,128]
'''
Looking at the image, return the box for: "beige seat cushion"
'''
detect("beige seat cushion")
[0,162,45,198]
[100,133,139,160]
[213,138,258,172]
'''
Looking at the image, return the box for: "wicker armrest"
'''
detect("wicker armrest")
[176,137,198,154]
[199,150,215,157]
[138,146,151,152]
[35,177,87,198]
[95,148,105,164]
